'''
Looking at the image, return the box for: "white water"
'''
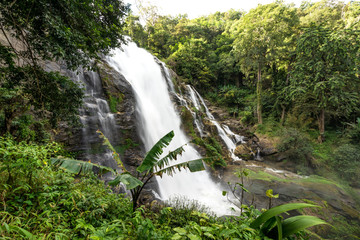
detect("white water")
[187,85,242,161]
[106,41,231,215]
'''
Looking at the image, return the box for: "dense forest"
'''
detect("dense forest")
[126,0,360,182]
[0,0,360,239]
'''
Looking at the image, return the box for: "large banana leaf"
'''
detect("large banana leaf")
[154,145,185,171]
[108,172,143,190]
[137,131,175,173]
[154,159,205,177]
[250,203,319,229]
[51,157,115,175]
[281,215,328,238]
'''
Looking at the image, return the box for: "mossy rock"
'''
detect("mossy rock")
[234,144,253,160]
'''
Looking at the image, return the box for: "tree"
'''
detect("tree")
[167,38,216,91]
[0,0,128,137]
[344,1,360,29]
[98,130,208,211]
[299,0,346,29]
[231,2,299,124]
[287,25,360,142]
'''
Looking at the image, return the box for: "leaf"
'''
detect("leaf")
[275,216,282,240]
[266,189,279,198]
[261,216,277,234]
[108,173,143,190]
[171,233,183,240]
[51,157,115,175]
[154,159,205,177]
[282,215,328,238]
[173,227,187,235]
[187,234,201,240]
[11,226,35,239]
[222,191,227,196]
[250,203,320,229]
[97,130,126,171]
[137,131,174,173]
[155,145,185,171]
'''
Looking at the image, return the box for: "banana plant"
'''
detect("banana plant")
[50,157,115,175]
[97,130,209,211]
[250,202,329,239]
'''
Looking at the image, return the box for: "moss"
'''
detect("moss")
[247,169,347,191]
[193,136,227,168]
[115,138,139,155]
[109,94,124,113]
[180,106,196,137]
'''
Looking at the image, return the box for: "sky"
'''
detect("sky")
[124,0,311,19]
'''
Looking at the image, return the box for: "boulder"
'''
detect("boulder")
[221,164,360,239]
[257,135,278,156]
[234,144,253,160]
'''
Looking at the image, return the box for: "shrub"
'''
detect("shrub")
[330,144,360,184]
[277,128,313,166]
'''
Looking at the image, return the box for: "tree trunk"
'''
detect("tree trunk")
[280,104,286,125]
[257,65,263,124]
[280,65,291,125]
[4,108,14,133]
[318,109,325,143]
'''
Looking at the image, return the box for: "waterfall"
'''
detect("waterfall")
[186,85,242,161]
[106,41,232,215]
[71,70,118,172]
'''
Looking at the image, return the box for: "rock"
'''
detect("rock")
[257,136,278,156]
[234,144,253,160]
[97,61,144,168]
[221,164,360,238]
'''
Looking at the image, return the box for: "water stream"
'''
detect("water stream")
[70,70,118,171]
[106,41,232,215]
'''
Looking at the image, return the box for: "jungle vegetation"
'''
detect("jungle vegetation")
[1,0,359,239]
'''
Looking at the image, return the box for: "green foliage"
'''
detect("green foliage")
[344,118,360,144]
[192,136,227,168]
[108,94,123,113]
[277,128,313,166]
[167,38,216,91]
[0,136,330,240]
[50,157,115,176]
[287,25,360,137]
[0,136,62,186]
[330,144,360,184]
[98,130,207,211]
[250,203,327,239]
[0,0,129,138]
[0,0,128,69]
[222,169,251,214]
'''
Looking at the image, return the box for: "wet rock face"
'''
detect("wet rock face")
[55,60,144,175]
[96,62,144,170]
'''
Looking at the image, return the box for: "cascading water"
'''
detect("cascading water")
[71,70,118,171]
[186,85,243,161]
[106,41,232,215]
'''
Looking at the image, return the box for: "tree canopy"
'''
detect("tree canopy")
[125,0,360,140]
[0,0,129,140]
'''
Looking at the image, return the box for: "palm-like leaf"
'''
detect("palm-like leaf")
[154,158,206,178]
[51,157,115,175]
[108,173,143,190]
[282,215,328,238]
[137,131,175,173]
[250,203,319,229]
[154,145,185,171]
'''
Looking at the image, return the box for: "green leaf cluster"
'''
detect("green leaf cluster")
[0,0,129,140]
